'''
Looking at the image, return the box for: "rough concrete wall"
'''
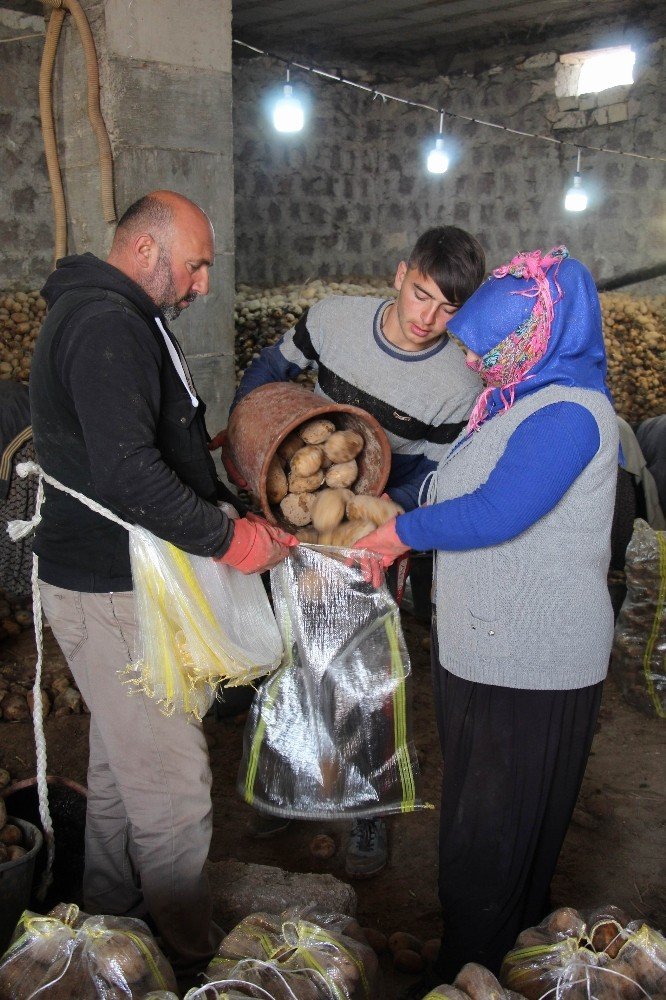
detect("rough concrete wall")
[233,36,666,292]
[0,10,53,287]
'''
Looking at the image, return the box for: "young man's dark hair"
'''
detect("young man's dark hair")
[408,226,486,307]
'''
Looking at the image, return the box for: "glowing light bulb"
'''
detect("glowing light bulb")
[564,172,588,212]
[427,136,449,174]
[273,83,304,133]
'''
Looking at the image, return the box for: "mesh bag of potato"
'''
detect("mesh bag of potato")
[193,908,380,999]
[125,527,283,720]
[238,544,426,818]
[610,519,666,719]
[0,903,177,998]
[500,904,666,999]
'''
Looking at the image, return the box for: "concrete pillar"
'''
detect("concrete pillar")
[54,0,235,431]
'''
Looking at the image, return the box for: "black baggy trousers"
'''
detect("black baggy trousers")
[431,625,603,980]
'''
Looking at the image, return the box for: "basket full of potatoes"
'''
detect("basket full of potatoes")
[227,383,399,544]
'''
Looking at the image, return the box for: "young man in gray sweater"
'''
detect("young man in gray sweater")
[224,227,486,877]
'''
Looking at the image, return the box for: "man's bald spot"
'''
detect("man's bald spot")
[112,191,212,251]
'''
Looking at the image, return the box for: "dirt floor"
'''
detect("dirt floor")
[0,606,664,998]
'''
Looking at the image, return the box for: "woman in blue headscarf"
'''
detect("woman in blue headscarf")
[355,247,619,981]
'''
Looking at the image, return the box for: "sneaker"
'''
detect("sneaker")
[249,812,292,838]
[345,818,388,878]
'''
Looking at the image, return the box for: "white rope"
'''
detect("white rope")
[6,461,134,898]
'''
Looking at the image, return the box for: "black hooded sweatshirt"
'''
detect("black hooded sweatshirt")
[30,253,235,592]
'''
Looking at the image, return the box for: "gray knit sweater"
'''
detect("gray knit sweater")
[433,385,619,690]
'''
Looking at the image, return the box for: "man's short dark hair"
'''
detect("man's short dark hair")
[407,226,486,305]
[116,195,175,239]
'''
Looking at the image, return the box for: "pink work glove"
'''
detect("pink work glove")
[208,428,248,489]
[350,518,410,588]
[215,515,297,574]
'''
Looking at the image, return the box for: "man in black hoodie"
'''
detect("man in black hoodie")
[30,191,296,983]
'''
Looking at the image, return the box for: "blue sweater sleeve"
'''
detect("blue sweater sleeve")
[231,338,305,410]
[386,453,438,512]
[395,402,601,551]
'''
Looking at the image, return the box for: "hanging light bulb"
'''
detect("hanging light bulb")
[427,110,449,174]
[564,149,588,212]
[273,66,304,133]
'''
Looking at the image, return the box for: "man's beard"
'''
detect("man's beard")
[149,247,197,321]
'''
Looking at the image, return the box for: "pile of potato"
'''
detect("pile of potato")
[1,282,663,428]
[500,904,666,998]
[600,293,666,425]
[0,291,45,382]
[0,592,32,643]
[0,660,86,723]
[0,796,28,865]
[266,417,401,542]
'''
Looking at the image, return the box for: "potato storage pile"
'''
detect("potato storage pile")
[234,280,665,424]
[1,283,663,427]
[234,277,395,383]
[268,418,400,542]
[600,293,666,424]
[0,291,45,381]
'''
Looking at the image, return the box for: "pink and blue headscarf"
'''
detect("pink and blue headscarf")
[447,246,613,432]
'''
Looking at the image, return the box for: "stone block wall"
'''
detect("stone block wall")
[233,35,666,291]
[0,10,53,287]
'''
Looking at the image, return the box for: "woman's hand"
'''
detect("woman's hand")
[350,518,410,587]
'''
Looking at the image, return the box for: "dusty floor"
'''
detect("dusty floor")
[0,608,664,997]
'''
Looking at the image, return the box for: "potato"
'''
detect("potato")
[360,927,388,954]
[311,488,353,533]
[280,492,318,527]
[0,796,6,829]
[295,526,319,543]
[290,445,324,477]
[277,431,304,462]
[309,834,336,859]
[323,430,364,463]
[346,494,404,526]
[6,844,26,861]
[266,456,288,504]
[454,962,507,998]
[388,931,424,955]
[423,988,468,1000]
[0,767,10,789]
[421,937,441,963]
[0,842,7,863]
[325,459,358,488]
[288,470,325,493]
[544,906,585,939]
[0,823,23,846]
[319,519,375,547]
[53,687,82,716]
[300,419,335,444]
[590,918,624,957]
[393,948,425,973]
[0,692,29,721]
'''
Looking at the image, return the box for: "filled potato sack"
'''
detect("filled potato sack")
[203,909,379,1000]
[501,905,666,999]
[238,544,426,819]
[0,905,177,999]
